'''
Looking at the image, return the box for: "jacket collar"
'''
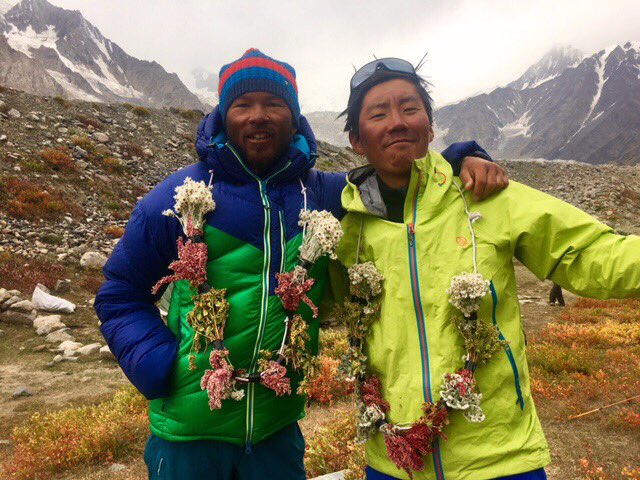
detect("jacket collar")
[195,106,317,184]
[342,151,454,219]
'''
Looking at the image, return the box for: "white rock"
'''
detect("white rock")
[77,343,101,356]
[57,340,83,352]
[53,354,78,363]
[109,463,127,473]
[33,315,66,335]
[80,251,108,270]
[8,108,21,118]
[143,148,153,157]
[45,328,75,343]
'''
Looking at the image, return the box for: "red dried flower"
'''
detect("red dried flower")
[151,237,208,294]
[383,430,426,479]
[260,361,292,396]
[361,375,390,413]
[275,269,318,317]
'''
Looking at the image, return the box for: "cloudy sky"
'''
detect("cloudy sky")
[49,0,640,112]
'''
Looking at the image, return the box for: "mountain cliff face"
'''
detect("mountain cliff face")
[435,42,640,164]
[0,0,207,110]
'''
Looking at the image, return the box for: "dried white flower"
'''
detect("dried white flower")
[439,370,485,423]
[163,177,215,235]
[446,272,490,317]
[348,262,384,300]
[230,389,245,401]
[298,209,343,262]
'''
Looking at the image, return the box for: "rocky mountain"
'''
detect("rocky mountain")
[190,67,217,109]
[506,45,585,90]
[307,43,640,165]
[305,110,349,147]
[0,0,207,110]
[436,42,640,165]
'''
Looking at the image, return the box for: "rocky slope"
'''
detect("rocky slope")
[0,85,362,261]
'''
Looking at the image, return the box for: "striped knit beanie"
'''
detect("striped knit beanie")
[218,49,300,127]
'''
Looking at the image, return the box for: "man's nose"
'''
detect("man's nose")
[387,107,408,131]
[248,104,269,123]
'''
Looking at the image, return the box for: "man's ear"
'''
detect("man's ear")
[427,124,434,144]
[349,130,365,156]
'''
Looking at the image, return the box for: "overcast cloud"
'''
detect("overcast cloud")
[49,0,640,112]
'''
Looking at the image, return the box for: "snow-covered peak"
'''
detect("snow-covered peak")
[508,44,585,90]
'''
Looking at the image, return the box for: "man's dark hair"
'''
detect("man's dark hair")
[340,70,433,138]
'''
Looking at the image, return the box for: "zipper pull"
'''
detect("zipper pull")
[245,440,253,455]
[408,224,416,246]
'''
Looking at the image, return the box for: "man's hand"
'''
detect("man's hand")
[460,156,509,201]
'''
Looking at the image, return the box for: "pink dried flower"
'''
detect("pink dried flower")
[260,361,291,396]
[200,349,236,410]
[151,237,208,294]
[275,268,318,317]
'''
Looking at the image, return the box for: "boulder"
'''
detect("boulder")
[0,309,37,326]
[93,132,109,143]
[77,343,101,356]
[11,387,32,399]
[80,251,108,270]
[9,300,36,313]
[33,315,66,335]
[45,328,75,343]
[54,279,72,295]
[99,344,115,360]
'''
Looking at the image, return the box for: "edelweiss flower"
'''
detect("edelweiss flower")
[298,209,343,262]
[348,261,384,300]
[446,272,490,316]
[163,177,215,236]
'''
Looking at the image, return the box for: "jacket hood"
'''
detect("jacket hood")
[194,106,317,184]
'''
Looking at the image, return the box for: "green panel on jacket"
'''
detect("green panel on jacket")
[149,224,327,445]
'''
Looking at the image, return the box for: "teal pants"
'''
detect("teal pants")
[144,423,306,480]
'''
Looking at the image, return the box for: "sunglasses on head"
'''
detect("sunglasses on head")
[350,58,417,90]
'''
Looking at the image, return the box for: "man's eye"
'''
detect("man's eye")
[370,113,385,119]
[405,107,419,113]
[234,103,249,108]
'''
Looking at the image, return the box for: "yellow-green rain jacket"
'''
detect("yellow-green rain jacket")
[335,151,640,480]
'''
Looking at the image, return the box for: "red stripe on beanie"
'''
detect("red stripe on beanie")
[218,57,298,95]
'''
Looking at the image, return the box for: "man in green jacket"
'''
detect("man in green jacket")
[334,58,640,480]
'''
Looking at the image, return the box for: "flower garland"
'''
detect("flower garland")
[154,175,343,409]
[336,181,506,478]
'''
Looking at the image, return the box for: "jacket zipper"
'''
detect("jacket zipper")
[278,210,286,273]
[226,142,292,450]
[405,173,446,480]
[489,281,525,409]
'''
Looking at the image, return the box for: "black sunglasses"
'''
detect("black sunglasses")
[350,58,417,90]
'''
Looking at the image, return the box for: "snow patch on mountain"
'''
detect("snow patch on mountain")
[5,23,56,58]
